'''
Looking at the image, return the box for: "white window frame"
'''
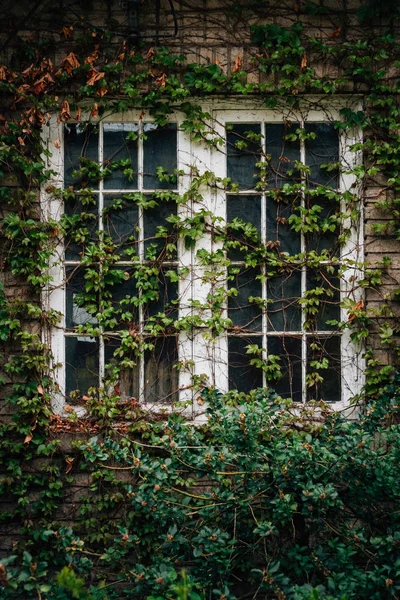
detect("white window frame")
[42,98,364,416]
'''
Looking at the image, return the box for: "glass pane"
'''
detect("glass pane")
[305,123,339,188]
[106,267,139,331]
[144,337,179,402]
[64,123,99,187]
[103,196,139,257]
[143,199,177,259]
[104,337,140,400]
[65,336,99,397]
[227,123,261,190]
[228,267,262,332]
[228,336,263,393]
[266,195,301,254]
[144,269,178,322]
[306,194,339,255]
[65,267,98,329]
[267,271,302,331]
[267,336,303,403]
[307,336,341,403]
[265,123,300,187]
[143,123,177,189]
[226,194,261,261]
[64,193,98,261]
[306,269,340,330]
[103,123,138,190]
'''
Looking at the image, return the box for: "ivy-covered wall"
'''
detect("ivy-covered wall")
[1,0,400,598]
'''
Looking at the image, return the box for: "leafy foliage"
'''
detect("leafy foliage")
[1,0,400,598]
[1,386,400,598]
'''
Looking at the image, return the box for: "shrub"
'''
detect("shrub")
[2,382,400,599]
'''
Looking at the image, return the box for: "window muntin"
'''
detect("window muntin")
[223,118,342,402]
[63,120,179,403]
[44,104,363,413]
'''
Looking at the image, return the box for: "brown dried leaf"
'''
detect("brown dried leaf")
[300,53,307,69]
[0,564,8,587]
[146,47,155,60]
[215,57,223,70]
[22,64,34,77]
[232,55,242,72]
[91,103,99,118]
[266,240,281,249]
[0,66,8,81]
[63,52,80,75]
[84,47,100,66]
[26,106,46,126]
[87,69,104,86]
[348,300,364,322]
[155,72,167,88]
[24,432,33,444]
[37,384,44,395]
[59,99,71,122]
[97,86,108,97]
[330,27,342,38]
[61,25,73,38]
[65,457,75,474]
[32,73,54,95]
[75,106,82,121]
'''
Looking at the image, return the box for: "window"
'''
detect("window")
[43,102,364,415]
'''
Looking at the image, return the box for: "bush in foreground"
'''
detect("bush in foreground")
[1,382,400,599]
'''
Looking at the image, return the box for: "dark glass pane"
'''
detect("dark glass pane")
[65,336,99,397]
[228,336,263,393]
[305,195,339,255]
[65,267,98,329]
[143,123,177,189]
[268,336,302,402]
[226,194,261,261]
[104,337,140,400]
[306,269,340,330]
[267,271,302,331]
[144,337,179,402]
[103,196,139,257]
[227,123,261,190]
[103,123,138,190]
[144,269,178,322]
[305,123,339,188]
[265,123,300,187]
[64,123,99,187]
[266,195,301,254]
[307,336,341,403]
[228,267,262,332]
[64,193,98,261]
[106,267,139,331]
[143,200,177,259]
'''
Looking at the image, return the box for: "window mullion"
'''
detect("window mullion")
[261,121,267,388]
[44,115,65,412]
[300,121,307,404]
[98,123,105,385]
[210,114,229,394]
[177,124,195,412]
[138,121,145,402]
